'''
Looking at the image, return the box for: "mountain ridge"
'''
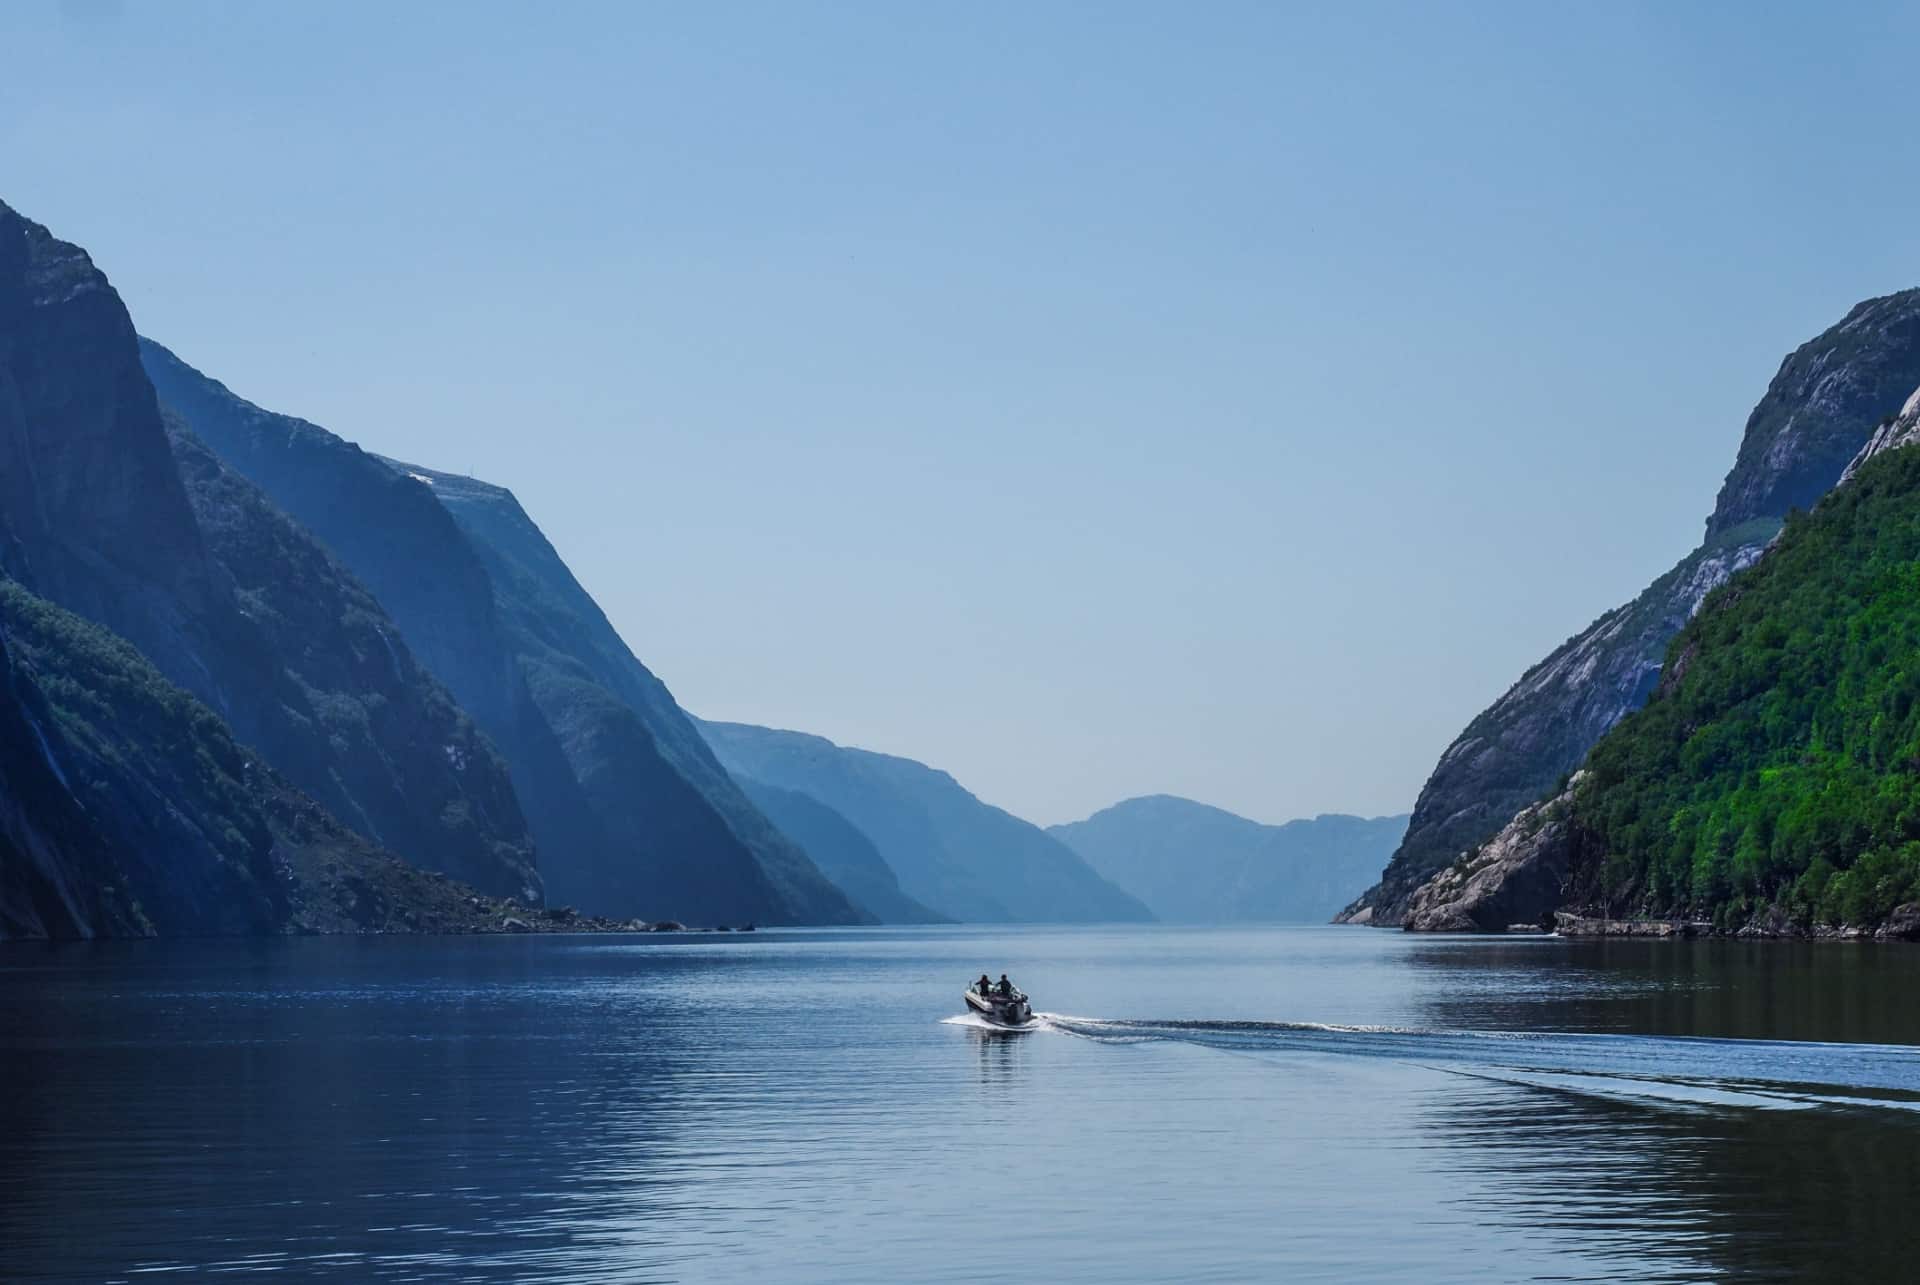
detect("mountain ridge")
[2,199,542,901]
[697,718,1153,924]
[142,330,868,926]
[1052,795,1406,922]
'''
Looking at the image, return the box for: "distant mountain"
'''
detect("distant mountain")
[1344,288,1920,926]
[141,335,867,926]
[0,199,539,901]
[0,578,534,938]
[733,777,947,924]
[697,720,1153,924]
[1051,797,1406,922]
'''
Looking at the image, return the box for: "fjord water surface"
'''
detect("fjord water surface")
[4,926,1919,1282]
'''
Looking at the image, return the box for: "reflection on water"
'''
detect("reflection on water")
[1404,935,1920,1045]
[2,927,1918,1282]
[1421,1077,1920,1282]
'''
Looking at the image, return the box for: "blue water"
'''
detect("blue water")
[4,925,1919,1282]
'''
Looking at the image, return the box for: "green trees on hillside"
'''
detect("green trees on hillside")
[1574,444,1920,928]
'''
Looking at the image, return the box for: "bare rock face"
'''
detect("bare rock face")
[1401,778,1577,933]
[1836,385,1920,485]
[1881,904,1920,942]
[1707,288,1920,535]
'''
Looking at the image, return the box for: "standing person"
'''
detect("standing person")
[977,973,992,996]
[997,973,1013,997]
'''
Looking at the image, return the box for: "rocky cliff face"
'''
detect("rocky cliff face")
[1347,289,1920,926]
[698,719,1154,924]
[138,339,523,732]
[0,202,222,687]
[1051,796,1405,923]
[0,616,140,938]
[0,577,549,938]
[1707,289,1920,535]
[165,421,539,899]
[0,201,542,902]
[140,333,868,925]
[1399,780,1576,932]
[1836,385,1920,485]
[386,463,867,925]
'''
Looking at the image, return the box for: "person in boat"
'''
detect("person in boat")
[977,973,992,996]
[996,973,1013,998]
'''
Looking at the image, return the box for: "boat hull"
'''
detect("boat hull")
[963,989,1034,1028]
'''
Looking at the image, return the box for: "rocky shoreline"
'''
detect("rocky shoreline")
[1351,905,1920,943]
[1552,906,1920,943]
[450,901,761,937]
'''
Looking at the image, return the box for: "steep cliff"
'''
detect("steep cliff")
[1707,289,1920,535]
[1051,796,1404,922]
[0,578,547,938]
[0,200,541,899]
[1347,289,1920,925]
[389,463,868,924]
[143,337,867,926]
[698,719,1154,924]
[734,776,946,924]
[0,610,139,938]
[1399,781,1575,933]
[164,420,538,898]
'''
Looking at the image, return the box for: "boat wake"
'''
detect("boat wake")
[941,1012,1048,1033]
[990,1013,1920,1113]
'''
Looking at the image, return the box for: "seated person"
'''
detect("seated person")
[996,973,1013,997]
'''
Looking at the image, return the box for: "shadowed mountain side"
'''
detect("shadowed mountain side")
[0,201,539,900]
[1052,796,1406,922]
[163,417,539,899]
[385,462,871,926]
[0,578,543,938]
[696,719,1153,924]
[734,777,947,924]
[141,337,868,926]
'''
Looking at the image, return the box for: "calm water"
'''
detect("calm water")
[5,925,1920,1282]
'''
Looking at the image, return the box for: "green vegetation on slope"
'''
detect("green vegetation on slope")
[0,577,592,938]
[1571,444,1920,929]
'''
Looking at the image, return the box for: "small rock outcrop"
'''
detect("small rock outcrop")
[1836,385,1920,485]
[1880,904,1920,941]
[1401,778,1578,933]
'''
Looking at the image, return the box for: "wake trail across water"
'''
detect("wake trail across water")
[999,1014,1920,1114]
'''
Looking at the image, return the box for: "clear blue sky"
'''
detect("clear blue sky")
[6,1,1919,827]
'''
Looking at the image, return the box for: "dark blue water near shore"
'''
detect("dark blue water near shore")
[5,926,1920,1282]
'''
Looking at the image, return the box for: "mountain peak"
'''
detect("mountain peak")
[1705,287,1920,537]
